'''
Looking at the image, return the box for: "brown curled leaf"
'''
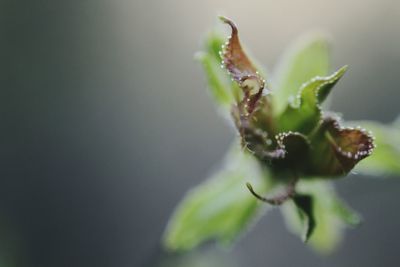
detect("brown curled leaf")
[231,104,279,159]
[232,101,310,164]
[219,16,265,114]
[309,116,375,176]
[220,17,278,162]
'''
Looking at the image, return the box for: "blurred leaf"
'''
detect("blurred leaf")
[196,52,233,107]
[163,146,271,251]
[205,31,225,62]
[273,33,330,114]
[350,120,400,176]
[331,196,362,227]
[292,194,315,242]
[196,32,234,111]
[156,248,238,267]
[282,181,360,253]
[278,66,347,134]
[196,31,245,116]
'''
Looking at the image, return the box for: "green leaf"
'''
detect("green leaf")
[196,52,233,107]
[163,146,271,251]
[277,66,347,134]
[350,120,400,176]
[195,32,237,113]
[273,33,331,115]
[282,181,360,253]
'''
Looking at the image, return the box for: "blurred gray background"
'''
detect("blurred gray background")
[1,0,400,266]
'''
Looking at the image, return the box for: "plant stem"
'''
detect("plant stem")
[246,176,298,205]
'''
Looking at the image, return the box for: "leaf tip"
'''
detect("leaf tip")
[218,16,237,33]
[218,15,229,23]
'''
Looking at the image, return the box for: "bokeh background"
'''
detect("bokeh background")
[1,0,400,266]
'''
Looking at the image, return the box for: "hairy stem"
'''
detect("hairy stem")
[246,176,298,205]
